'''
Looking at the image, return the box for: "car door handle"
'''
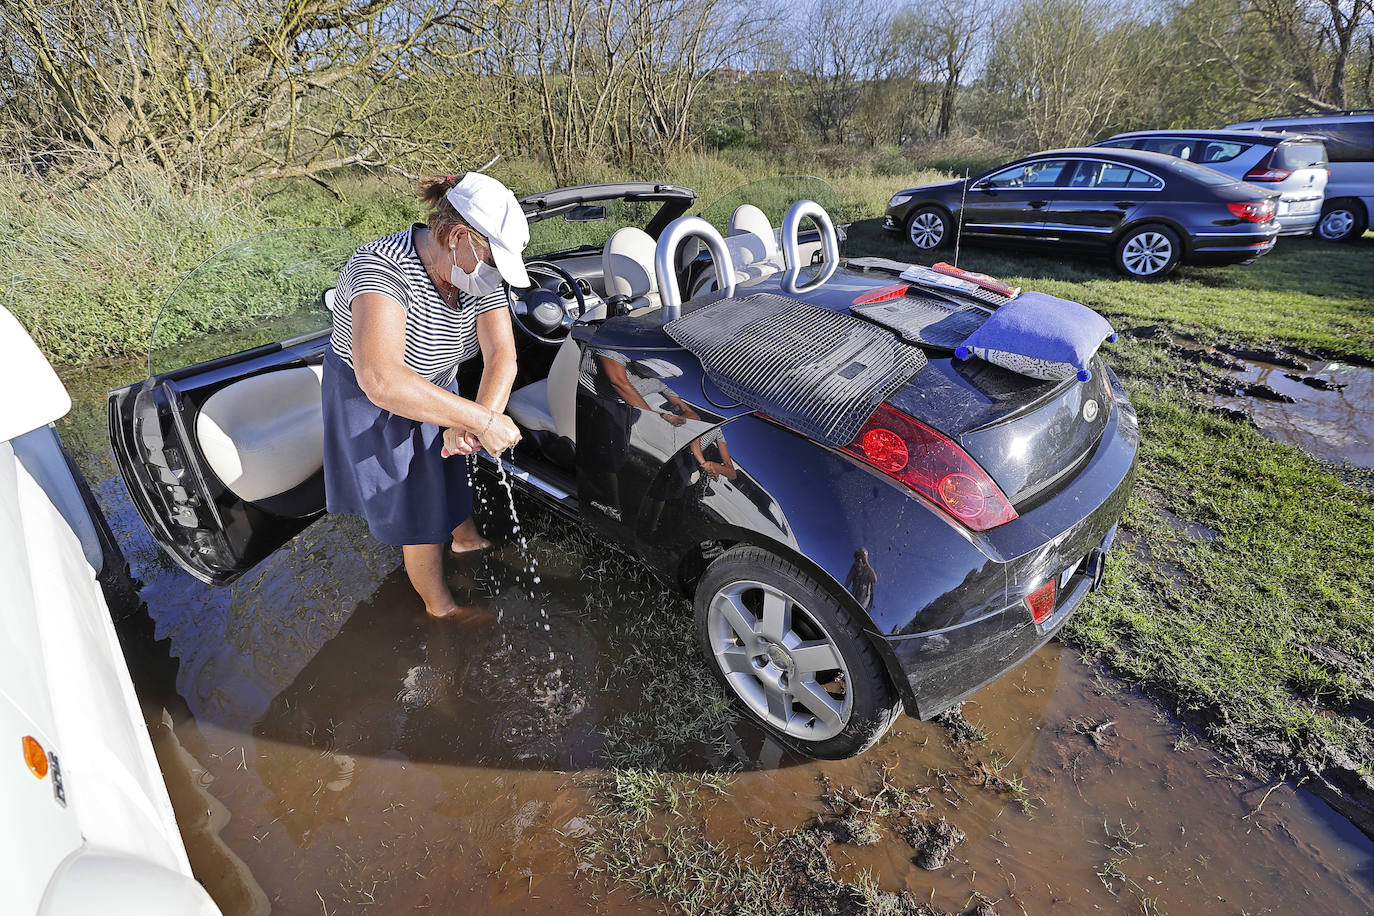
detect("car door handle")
[1028,200,1048,208]
[1115,201,1135,209]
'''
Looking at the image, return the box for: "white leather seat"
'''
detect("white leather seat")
[197,365,324,502]
[505,335,582,443]
[602,227,660,312]
[728,204,779,262]
[690,205,787,297]
[505,379,557,435]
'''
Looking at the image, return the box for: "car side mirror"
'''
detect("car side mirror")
[972,179,994,193]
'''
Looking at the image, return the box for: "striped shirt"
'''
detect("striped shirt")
[330,225,507,385]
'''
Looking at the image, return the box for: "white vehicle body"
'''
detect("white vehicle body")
[1228,112,1374,241]
[0,305,219,916]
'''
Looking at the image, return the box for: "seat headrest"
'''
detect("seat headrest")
[728,204,779,260]
[602,227,658,301]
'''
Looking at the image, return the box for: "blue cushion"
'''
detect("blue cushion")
[954,292,1117,382]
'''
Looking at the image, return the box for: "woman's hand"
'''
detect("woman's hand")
[477,411,522,456]
[442,427,481,458]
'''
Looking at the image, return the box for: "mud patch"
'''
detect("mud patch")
[933,704,985,744]
[898,818,965,870]
[49,355,1374,915]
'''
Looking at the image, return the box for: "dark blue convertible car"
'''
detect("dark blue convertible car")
[110,178,1137,759]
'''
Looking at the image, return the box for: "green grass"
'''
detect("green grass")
[2,154,950,366]
[1069,380,1374,775]
[0,168,266,365]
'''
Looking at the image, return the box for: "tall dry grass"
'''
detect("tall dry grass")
[3,149,967,366]
[0,169,264,364]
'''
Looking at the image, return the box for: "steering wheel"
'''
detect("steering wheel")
[508,260,589,345]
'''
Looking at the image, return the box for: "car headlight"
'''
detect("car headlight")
[888,193,913,209]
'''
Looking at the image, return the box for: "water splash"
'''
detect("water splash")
[487,448,546,622]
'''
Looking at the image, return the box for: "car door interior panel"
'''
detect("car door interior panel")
[195,365,325,505]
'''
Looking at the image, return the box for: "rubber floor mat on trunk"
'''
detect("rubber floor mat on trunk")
[851,293,992,350]
[665,294,927,447]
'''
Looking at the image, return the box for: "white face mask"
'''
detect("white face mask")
[451,234,504,297]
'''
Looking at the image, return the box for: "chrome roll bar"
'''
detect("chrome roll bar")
[780,200,839,295]
[655,216,737,323]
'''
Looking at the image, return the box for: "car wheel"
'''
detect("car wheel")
[1114,224,1181,278]
[1315,199,1367,242]
[906,206,951,251]
[694,546,900,759]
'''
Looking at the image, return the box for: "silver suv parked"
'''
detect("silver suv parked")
[1227,111,1374,242]
[1093,129,1328,236]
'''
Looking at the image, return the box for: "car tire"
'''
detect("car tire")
[1314,198,1367,243]
[906,206,952,251]
[1114,224,1181,278]
[694,546,900,759]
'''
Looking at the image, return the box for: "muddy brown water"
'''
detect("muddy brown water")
[57,360,1374,914]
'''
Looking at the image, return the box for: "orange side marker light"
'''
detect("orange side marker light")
[23,735,48,779]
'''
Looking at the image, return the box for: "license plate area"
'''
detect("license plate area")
[1280,198,1320,216]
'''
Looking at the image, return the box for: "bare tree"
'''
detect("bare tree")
[1192,0,1374,110]
[919,0,992,136]
[0,0,495,184]
[981,0,1162,149]
[796,0,893,144]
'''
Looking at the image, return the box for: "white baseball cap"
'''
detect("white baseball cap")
[445,172,531,288]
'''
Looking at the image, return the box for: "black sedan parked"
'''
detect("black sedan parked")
[884,148,1280,278]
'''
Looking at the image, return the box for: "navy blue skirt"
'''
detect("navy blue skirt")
[322,347,473,546]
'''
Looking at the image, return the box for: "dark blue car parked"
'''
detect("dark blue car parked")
[110,178,1137,759]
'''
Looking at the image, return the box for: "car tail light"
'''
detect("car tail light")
[843,403,1017,531]
[1026,580,1056,624]
[1227,200,1275,222]
[1243,151,1290,182]
[853,284,910,305]
[22,736,48,779]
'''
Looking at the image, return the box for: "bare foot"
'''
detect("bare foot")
[424,601,496,627]
[450,533,493,554]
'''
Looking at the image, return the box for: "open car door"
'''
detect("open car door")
[108,228,360,584]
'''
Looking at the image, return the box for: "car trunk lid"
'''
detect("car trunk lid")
[886,355,1113,505]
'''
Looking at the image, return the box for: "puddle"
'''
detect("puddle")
[1212,357,1374,467]
[55,358,1374,914]
[1162,340,1374,468]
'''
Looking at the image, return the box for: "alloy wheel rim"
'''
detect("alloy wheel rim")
[1122,232,1172,276]
[909,213,945,249]
[706,580,853,741]
[1320,210,1354,240]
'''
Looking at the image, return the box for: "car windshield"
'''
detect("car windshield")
[1159,158,1235,186]
[148,228,362,376]
[698,176,842,234]
[525,194,675,259]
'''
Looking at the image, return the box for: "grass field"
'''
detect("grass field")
[1,156,944,365]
